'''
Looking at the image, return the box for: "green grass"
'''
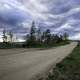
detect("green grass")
[42,42,80,80]
[26,41,70,49]
[0,42,23,49]
[0,41,69,49]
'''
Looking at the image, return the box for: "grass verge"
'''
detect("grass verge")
[0,41,69,49]
[40,42,80,80]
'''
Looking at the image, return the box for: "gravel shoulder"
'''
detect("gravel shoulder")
[0,42,77,80]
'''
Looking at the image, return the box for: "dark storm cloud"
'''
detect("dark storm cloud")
[0,0,80,41]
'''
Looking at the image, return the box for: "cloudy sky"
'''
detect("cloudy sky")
[0,0,80,41]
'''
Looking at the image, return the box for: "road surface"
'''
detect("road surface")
[0,42,77,80]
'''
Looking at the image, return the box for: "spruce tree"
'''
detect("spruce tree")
[26,21,37,47]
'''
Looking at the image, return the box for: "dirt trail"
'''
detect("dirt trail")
[0,42,77,80]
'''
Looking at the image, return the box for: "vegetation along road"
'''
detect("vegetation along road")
[0,42,77,80]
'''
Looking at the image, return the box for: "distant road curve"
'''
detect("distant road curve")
[0,42,77,80]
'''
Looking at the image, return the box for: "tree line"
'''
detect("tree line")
[1,21,69,48]
[24,21,69,48]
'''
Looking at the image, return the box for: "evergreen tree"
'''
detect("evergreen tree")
[26,21,37,47]
[63,32,69,40]
[8,31,13,43]
[54,34,59,43]
[30,21,36,36]
[42,29,51,45]
[3,29,7,43]
[59,35,63,42]
[37,27,42,41]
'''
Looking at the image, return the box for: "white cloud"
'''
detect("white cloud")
[55,23,72,31]
[0,3,11,11]
[56,7,80,18]
[0,0,49,21]
[18,0,49,20]
[69,33,80,40]
[20,22,32,28]
[44,21,54,26]
[17,38,25,42]
[54,18,80,32]
[1,0,80,41]
[0,33,3,42]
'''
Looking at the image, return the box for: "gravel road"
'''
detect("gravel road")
[0,42,77,80]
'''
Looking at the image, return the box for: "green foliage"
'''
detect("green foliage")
[25,21,69,48]
[0,42,23,49]
[8,31,13,42]
[25,21,37,47]
[42,29,52,45]
[30,21,36,36]
[3,29,7,43]
[0,42,11,49]
[63,32,69,41]
[1,22,69,49]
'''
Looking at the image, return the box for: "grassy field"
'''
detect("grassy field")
[41,42,80,80]
[0,41,69,49]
